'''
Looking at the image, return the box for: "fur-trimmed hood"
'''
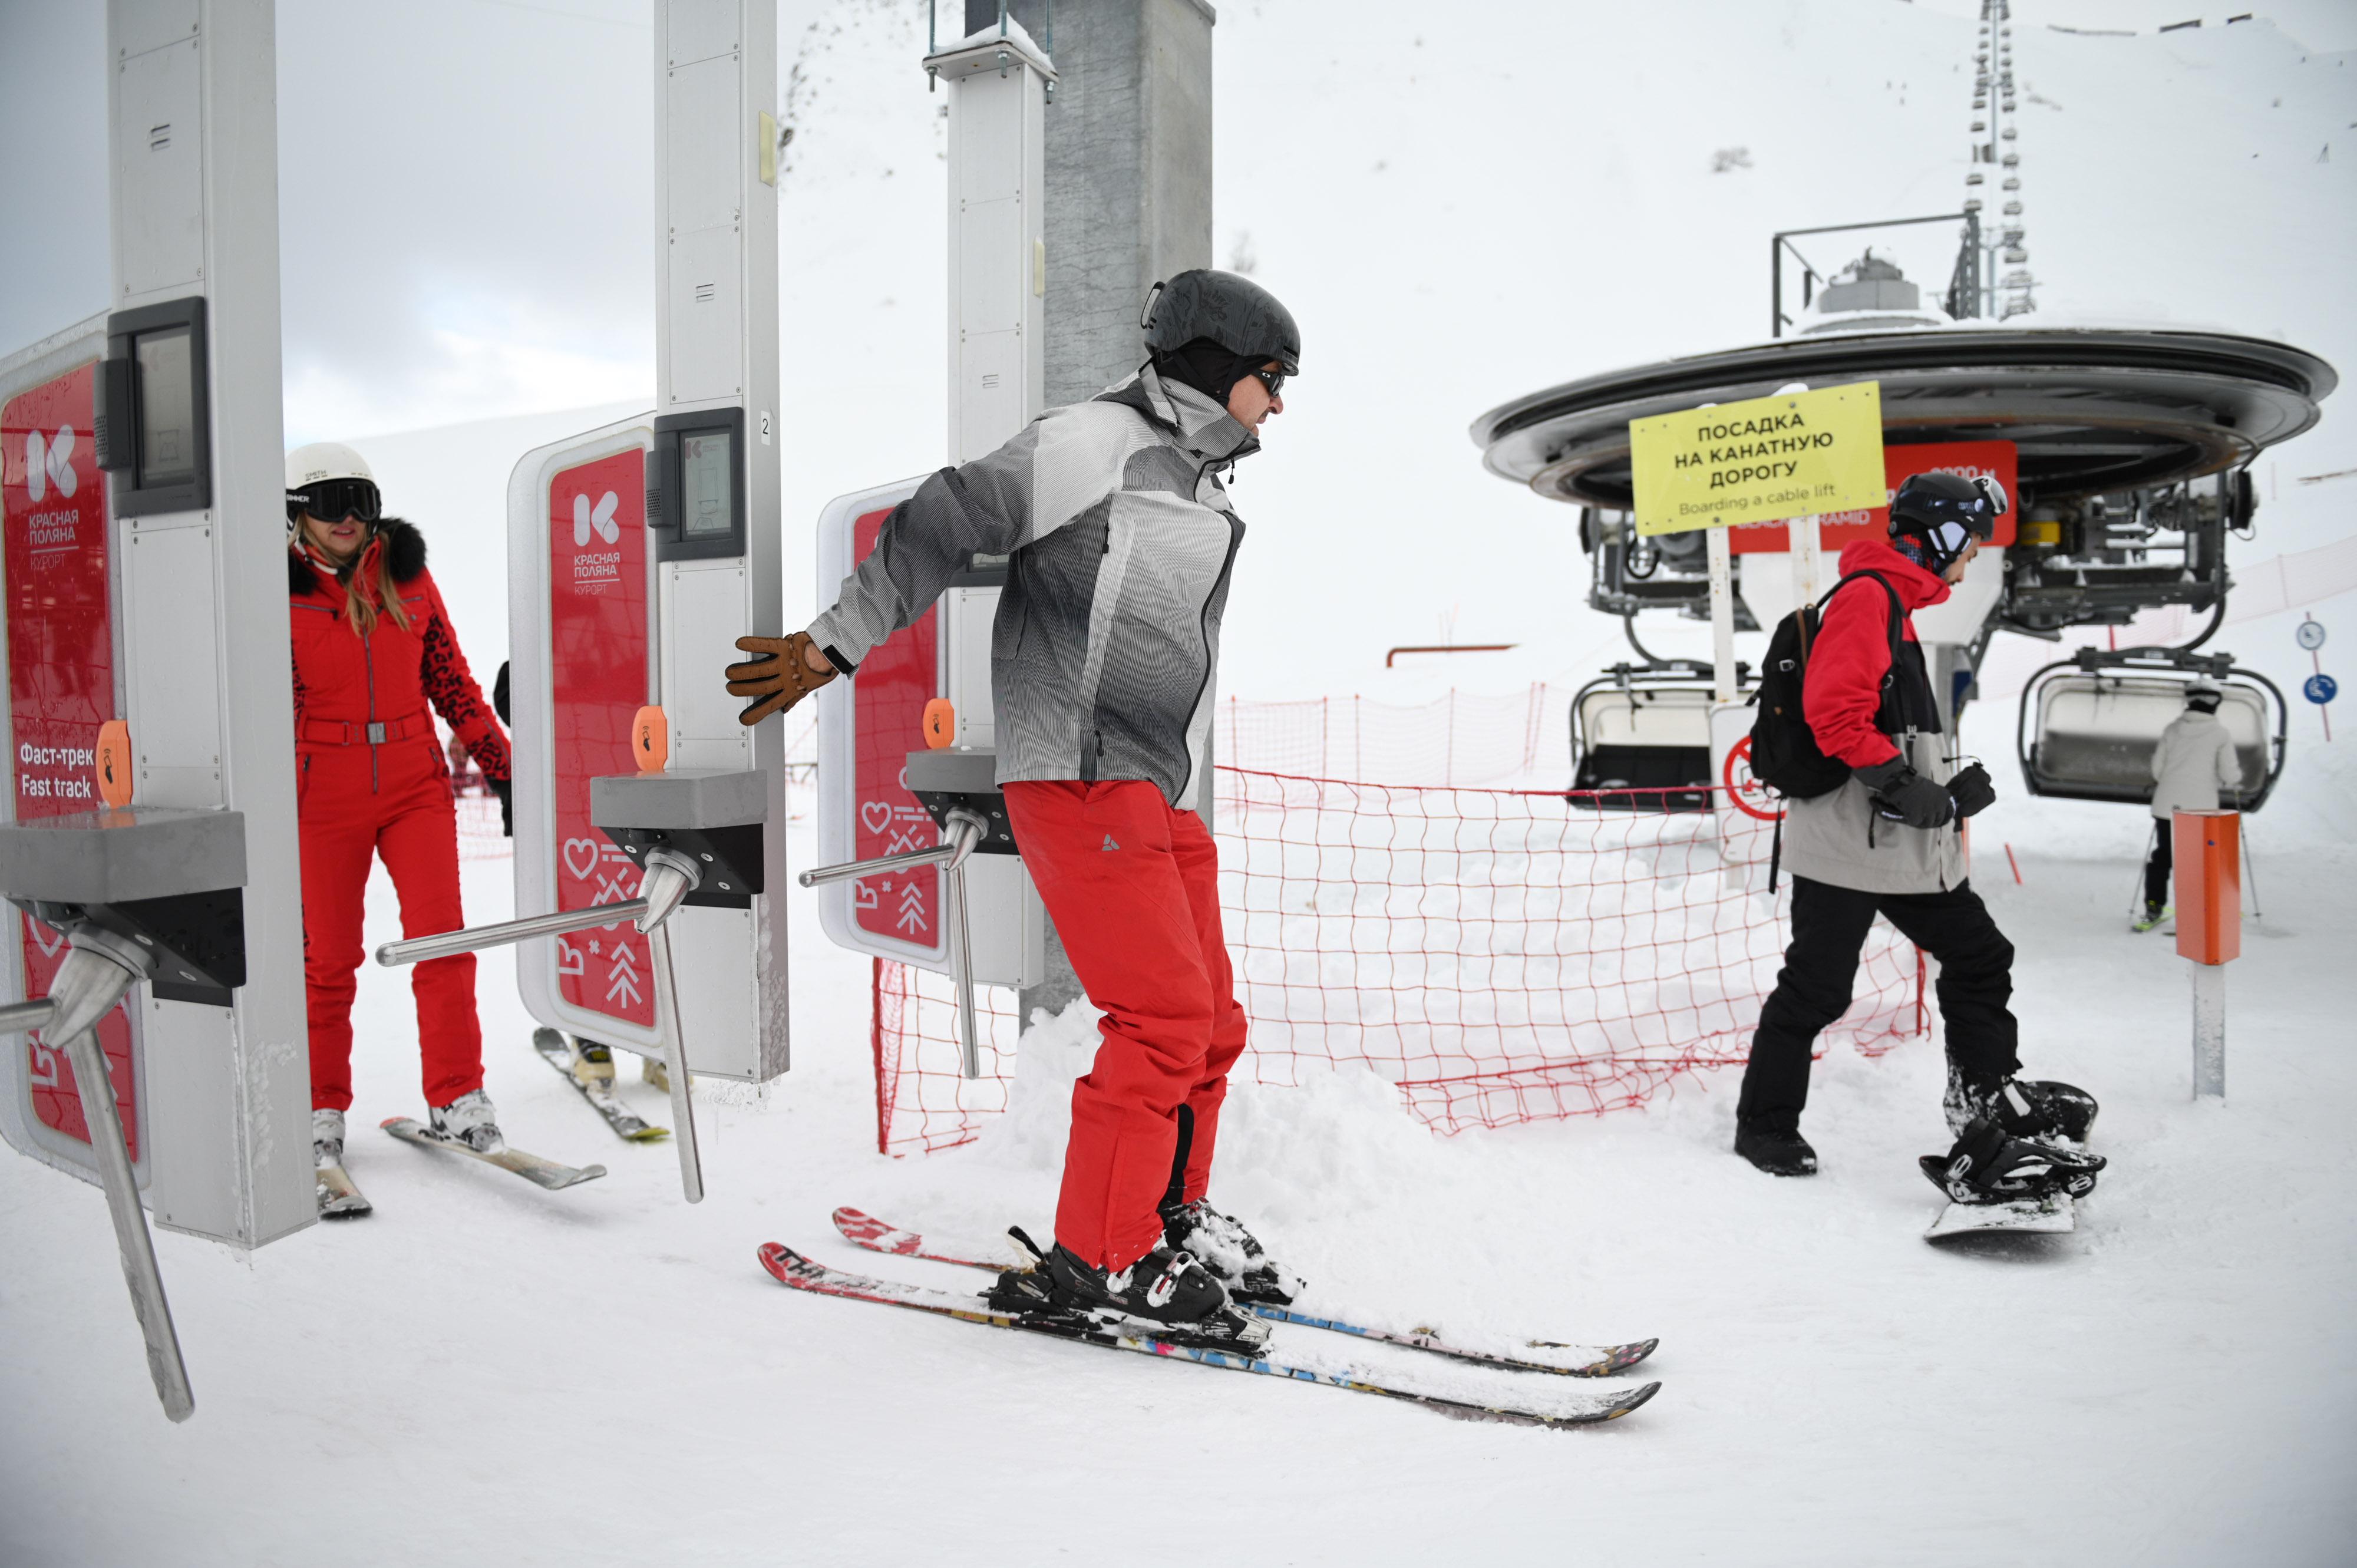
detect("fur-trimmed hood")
[289,517,427,595]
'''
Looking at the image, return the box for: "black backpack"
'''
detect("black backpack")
[1748,570,1904,801]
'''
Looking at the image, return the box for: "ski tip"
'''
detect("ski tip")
[626,1126,672,1142]
[533,1026,566,1047]
[757,1242,815,1285]
[1609,1338,1661,1372]
[1606,1380,1663,1420]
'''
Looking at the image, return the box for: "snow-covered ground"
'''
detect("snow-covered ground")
[2,803,2351,1565]
[5,2,2356,1563]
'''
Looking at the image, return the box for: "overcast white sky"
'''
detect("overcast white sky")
[4,0,2353,443]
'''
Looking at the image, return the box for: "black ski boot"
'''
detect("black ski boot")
[1161,1198,1303,1305]
[1919,1117,2106,1206]
[1734,1115,1818,1177]
[1945,1067,2098,1146]
[989,1229,1267,1351]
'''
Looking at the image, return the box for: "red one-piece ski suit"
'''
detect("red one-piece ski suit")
[290,521,509,1113]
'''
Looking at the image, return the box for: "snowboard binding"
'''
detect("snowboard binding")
[1920,1117,2107,1207]
[1945,1069,2099,1147]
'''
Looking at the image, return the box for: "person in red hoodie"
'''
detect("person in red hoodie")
[1734,471,2096,1187]
[285,443,512,1205]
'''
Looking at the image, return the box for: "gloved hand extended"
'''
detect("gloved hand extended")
[725,631,837,727]
[1854,755,1955,830]
[1947,761,1996,820]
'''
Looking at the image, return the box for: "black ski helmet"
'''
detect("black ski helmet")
[1141,269,1300,376]
[1889,469,2007,574]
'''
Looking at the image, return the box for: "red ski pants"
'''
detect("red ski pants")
[1001,780,1249,1272]
[299,732,483,1113]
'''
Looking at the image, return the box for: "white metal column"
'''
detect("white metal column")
[104,0,307,1246]
[649,0,787,1078]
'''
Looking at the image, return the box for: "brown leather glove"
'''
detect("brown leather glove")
[725,631,837,726]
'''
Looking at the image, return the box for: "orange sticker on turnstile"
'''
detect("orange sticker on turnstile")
[94,720,133,807]
[922,698,955,750]
[631,705,669,773]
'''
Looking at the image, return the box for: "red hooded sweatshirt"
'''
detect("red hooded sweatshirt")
[1801,537,1952,769]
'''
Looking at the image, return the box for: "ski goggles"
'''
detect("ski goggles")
[287,478,382,524]
[1971,474,2010,517]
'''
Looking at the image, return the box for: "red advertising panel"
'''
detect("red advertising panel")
[850,507,940,948]
[547,450,652,1028]
[2,363,137,1158]
[1728,440,2019,554]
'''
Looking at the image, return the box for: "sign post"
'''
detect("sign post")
[2298,616,2333,741]
[2173,809,2239,1099]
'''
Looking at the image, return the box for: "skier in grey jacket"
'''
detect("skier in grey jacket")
[2138,681,2244,930]
[727,272,1300,1338]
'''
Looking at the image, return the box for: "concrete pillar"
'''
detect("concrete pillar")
[1017,0,1216,1026]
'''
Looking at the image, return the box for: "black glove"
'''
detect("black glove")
[490,776,512,838]
[1854,755,1955,830]
[1947,762,1996,820]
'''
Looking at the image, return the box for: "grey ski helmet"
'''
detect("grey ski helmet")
[1141,269,1300,375]
[1889,469,2006,575]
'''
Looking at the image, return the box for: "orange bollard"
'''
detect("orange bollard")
[2172,809,2238,1098]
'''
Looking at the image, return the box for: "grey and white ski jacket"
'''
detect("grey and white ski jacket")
[807,367,1253,808]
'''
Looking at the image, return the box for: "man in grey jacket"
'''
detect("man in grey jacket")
[725,272,1298,1338]
[2137,680,2244,931]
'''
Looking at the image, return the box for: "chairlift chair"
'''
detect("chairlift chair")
[2016,649,2287,810]
[1566,664,1731,814]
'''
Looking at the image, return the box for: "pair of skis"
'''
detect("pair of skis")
[313,1029,661,1218]
[761,1209,1662,1428]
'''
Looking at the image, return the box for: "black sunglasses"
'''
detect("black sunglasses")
[1246,366,1286,400]
[288,478,382,524]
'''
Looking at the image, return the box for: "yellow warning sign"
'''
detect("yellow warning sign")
[1629,381,1886,536]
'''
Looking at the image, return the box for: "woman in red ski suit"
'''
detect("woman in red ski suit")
[286,447,510,1157]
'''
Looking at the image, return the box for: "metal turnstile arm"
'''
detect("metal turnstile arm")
[798,808,990,1077]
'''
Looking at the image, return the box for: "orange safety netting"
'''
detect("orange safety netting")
[870,768,1926,1154]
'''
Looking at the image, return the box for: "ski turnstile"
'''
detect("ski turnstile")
[378,768,767,1202]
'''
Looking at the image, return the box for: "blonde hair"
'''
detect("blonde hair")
[296,525,412,638]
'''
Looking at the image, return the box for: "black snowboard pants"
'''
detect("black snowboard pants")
[1735,875,2020,1128]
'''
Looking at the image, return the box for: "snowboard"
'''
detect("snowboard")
[1926,1191,2075,1242]
[532,1027,669,1142]
[315,1161,372,1219]
[379,1117,607,1190]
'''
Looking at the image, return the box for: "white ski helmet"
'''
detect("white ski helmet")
[285,441,381,532]
[286,440,374,491]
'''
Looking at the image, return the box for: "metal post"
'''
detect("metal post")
[1706,526,1738,702]
[647,921,702,1200]
[1791,513,1824,608]
[66,1021,193,1422]
[2191,963,2225,1100]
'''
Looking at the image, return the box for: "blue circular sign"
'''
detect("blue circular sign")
[2305,673,2338,705]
